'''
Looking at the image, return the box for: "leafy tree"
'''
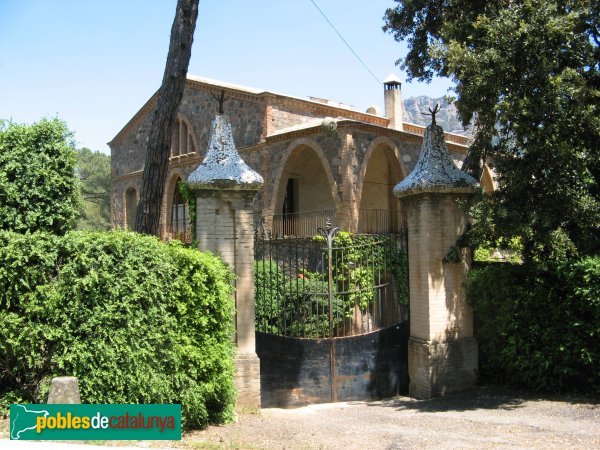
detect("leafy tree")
[75,148,111,230]
[384,0,600,262]
[136,0,199,236]
[0,118,80,235]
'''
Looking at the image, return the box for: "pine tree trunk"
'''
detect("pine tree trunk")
[135,0,199,236]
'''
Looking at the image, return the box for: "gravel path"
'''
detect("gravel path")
[2,386,599,449]
[186,386,600,449]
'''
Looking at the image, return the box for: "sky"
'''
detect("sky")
[0,0,453,155]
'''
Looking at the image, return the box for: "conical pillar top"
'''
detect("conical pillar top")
[188,114,263,191]
[394,123,478,198]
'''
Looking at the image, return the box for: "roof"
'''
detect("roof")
[109,75,469,150]
[384,73,402,85]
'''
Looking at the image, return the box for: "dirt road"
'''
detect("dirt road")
[186,386,600,449]
[2,386,599,449]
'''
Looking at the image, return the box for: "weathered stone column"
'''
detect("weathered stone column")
[393,118,479,398]
[188,113,263,408]
[47,376,81,404]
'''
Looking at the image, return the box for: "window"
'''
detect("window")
[169,179,190,242]
[125,187,137,230]
[170,117,197,157]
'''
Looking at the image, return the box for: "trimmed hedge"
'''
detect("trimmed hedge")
[0,230,235,428]
[468,257,600,395]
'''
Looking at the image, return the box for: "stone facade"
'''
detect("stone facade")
[109,76,471,238]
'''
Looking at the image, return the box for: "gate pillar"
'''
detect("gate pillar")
[188,112,264,408]
[393,114,479,398]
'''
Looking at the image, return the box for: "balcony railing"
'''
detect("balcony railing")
[271,209,336,238]
[269,208,404,238]
[358,209,403,234]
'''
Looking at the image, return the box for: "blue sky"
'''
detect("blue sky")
[0,0,453,154]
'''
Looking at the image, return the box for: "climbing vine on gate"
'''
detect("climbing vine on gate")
[314,232,408,313]
[255,232,408,338]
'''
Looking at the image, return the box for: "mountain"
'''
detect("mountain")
[403,96,473,137]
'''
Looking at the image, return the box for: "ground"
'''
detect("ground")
[1,386,599,449]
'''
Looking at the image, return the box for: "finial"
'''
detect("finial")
[422,103,441,126]
[211,89,230,114]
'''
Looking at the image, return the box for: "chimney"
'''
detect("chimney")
[384,73,403,131]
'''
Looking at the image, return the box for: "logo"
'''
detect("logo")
[10,404,181,440]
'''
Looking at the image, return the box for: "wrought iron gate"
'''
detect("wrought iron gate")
[254,223,409,407]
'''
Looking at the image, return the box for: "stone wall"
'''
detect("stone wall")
[110,79,470,236]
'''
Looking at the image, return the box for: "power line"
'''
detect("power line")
[308,0,382,87]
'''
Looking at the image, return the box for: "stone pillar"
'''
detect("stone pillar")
[188,113,263,408]
[47,376,81,404]
[337,129,357,232]
[394,120,479,398]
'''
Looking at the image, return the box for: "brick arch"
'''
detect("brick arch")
[269,137,340,221]
[481,164,496,193]
[355,136,407,213]
[160,169,188,238]
[122,183,139,230]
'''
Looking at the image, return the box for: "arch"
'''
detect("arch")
[162,170,190,240]
[356,136,407,206]
[124,186,138,230]
[170,113,200,157]
[269,138,340,217]
[356,137,406,233]
[480,164,496,193]
[269,138,340,236]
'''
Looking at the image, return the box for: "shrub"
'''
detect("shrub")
[0,230,235,428]
[468,257,600,395]
[0,118,80,234]
[255,261,339,337]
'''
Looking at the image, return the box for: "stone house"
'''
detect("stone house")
[109,75,491,239]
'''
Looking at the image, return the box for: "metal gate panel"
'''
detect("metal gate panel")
[256,322,408,408]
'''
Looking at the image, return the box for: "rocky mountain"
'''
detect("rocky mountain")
[403,96,473,137]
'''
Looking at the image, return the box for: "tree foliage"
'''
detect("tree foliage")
[0,118,80,235]
[468,258,600,394]
[384,0,600,262]
[75,148,111,231]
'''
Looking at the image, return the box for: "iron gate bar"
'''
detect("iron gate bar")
[255,233,408,338]
[317,219,340,402]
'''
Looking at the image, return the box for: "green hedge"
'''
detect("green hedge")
[467,257,600,395]
[0,230,235,428]
[0,118,80,235]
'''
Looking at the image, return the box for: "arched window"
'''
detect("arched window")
[170,117,197,157]
[169,179,190,242]
[125,187,137,230]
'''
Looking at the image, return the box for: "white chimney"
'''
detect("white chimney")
[384,73,403,131]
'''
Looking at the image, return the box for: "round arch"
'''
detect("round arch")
[123,185,138,230]
[481,164,496,193]
[269,137,341,218]
[161,169,188,239]
[355,137,406,233]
